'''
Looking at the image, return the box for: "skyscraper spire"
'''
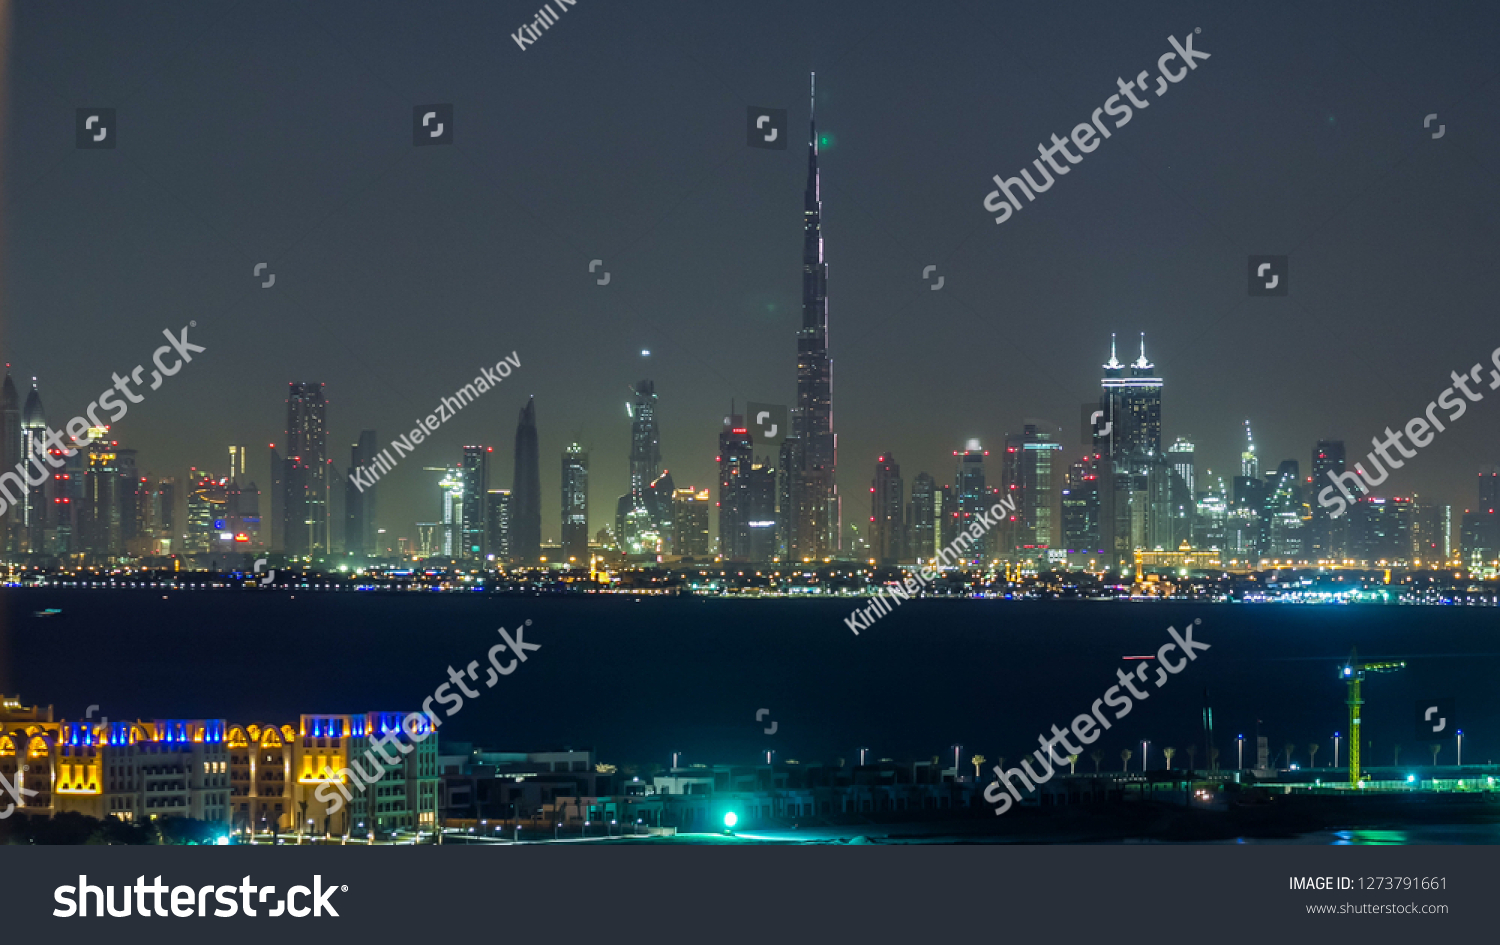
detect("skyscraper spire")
[788,70,838,560]
[512,395,542,563]
[1133,331,1152,370]
[1104,333,1123,370]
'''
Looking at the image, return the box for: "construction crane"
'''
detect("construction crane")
[1339,648,1405,785]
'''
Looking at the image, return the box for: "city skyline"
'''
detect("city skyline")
[5,333,1494,567]
[6,2,1499,558]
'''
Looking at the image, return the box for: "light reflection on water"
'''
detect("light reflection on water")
[1225,825,1500,845]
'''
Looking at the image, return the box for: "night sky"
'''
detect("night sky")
[5,0,1500,545]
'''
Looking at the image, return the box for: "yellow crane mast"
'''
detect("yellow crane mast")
[1339,648,1405,785]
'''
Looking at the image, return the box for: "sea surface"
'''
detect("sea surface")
[3,592,1498,772]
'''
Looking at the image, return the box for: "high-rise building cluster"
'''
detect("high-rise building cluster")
[0,372,176,562]
[3,72,1494,578]
[830,330,1487,574]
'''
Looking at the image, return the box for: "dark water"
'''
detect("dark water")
[3,591,1498,770]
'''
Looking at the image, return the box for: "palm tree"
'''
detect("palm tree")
[1120,748,1133,772]
[1308,743,1320,768]
[1163,747,1177,770]
[1090,749,1103,773]
[1284,742,1296,769]
[971,754,986,779]
[1393,744,1402,765]
[1068,754,1079,775]
[1209,747,1221,772]
[1430,743,1441,766]
[1185,745,1197,772]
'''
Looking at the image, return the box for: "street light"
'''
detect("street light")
[1140,739,1149,773]
[1237,734,1244,770]
[1457,730,1464,767]
[1333,732,1341,769]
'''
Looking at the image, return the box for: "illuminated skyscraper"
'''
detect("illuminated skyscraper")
[955,440,989,563]
[673,487,711,558]
[438,466,463,558]
[345,430,378,558]
[628,381,660,499]
[718,413,754,562]
[80,430,123,557]
[510,397,542,563]
[1193,476,1228,551]
[1266,459,1305,558]
[747,463,778,563]
[281,382,329,557]
[1061,454,1102,561]
[1167,437,1195,497]
[1001,424,1061,555]
[1097,336,1165,571]
[461,445,491,560]
[870,453,903,566]
[1166,437,1195,548]
[1097,334,1162,460]
[1412,500,1451,563]
[117,448,142,550]
[486,489,512,560]
[561,443,589,563]
[20,380,48,551]
[1240,421,1259,480]
[646,470,675,553]
[908,472,936,562]
[1480,466,1499,509]
[1349,496,1413,564]
[0,372,20,553]
[1460,468,1499,572]
[788,73,839,562]
[185,469,225,555]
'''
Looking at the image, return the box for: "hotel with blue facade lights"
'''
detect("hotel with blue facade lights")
[1,696,437,839]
